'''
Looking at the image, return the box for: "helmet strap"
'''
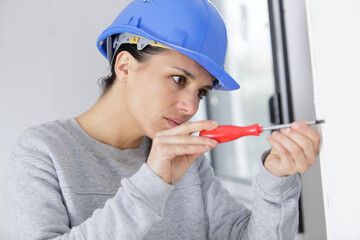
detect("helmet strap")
[106,36,114,66]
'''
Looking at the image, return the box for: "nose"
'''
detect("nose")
[176,91,199,116]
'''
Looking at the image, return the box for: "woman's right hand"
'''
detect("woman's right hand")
[146,120,219,184]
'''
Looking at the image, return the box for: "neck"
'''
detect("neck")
[76,84,144,149]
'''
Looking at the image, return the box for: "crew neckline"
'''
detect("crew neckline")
[66,118,152,159]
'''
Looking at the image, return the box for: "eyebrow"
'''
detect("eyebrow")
[172,66,213,90]
[172,67,195,79]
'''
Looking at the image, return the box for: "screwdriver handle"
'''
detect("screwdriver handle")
[199,124,263,143]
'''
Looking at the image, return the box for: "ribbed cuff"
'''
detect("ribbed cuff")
[255,150,300,200]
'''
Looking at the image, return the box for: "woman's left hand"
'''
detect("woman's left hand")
[265,121,321,177]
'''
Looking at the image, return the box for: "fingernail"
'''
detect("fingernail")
[281,128,290,134]
[272,131,279,137]
[292,122,300,129]
[210,139,218,145]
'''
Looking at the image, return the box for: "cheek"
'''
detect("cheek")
[139,87,174,118]
[126,78,174,126]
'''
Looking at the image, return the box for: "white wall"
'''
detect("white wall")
[0,0,131,238]
[306,0,360,239]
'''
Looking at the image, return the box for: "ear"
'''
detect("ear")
[114,51,133,83]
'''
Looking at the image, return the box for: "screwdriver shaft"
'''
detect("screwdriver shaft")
[262,119,325,132]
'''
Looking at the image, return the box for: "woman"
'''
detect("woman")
[6,0,320,239]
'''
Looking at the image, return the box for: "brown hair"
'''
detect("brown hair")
[99,44,168,94]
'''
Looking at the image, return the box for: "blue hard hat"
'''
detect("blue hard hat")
[97,0,240,91]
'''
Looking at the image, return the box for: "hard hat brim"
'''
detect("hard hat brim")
[97,26,240,91]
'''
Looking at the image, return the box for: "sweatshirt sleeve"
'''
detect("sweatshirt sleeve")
[5,131,174,240]
[197,153,301,240]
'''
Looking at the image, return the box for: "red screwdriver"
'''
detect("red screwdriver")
[199,119,325,143]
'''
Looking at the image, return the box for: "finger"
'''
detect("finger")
[291,122,321,154]
[154,134,218,148]
[157,120,218,136]
[153,141,212,159]
[280,127,317,166]
[267,134,297,175]
[170,144,212,157]
[267,132,291,158]
[269,131,310,173]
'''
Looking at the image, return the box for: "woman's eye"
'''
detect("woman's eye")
[172,75,186,86]
[197,88,209,99]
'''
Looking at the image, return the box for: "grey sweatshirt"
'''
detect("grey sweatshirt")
[5,119,301,240]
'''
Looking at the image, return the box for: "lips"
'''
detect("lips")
[165,117,184,128]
